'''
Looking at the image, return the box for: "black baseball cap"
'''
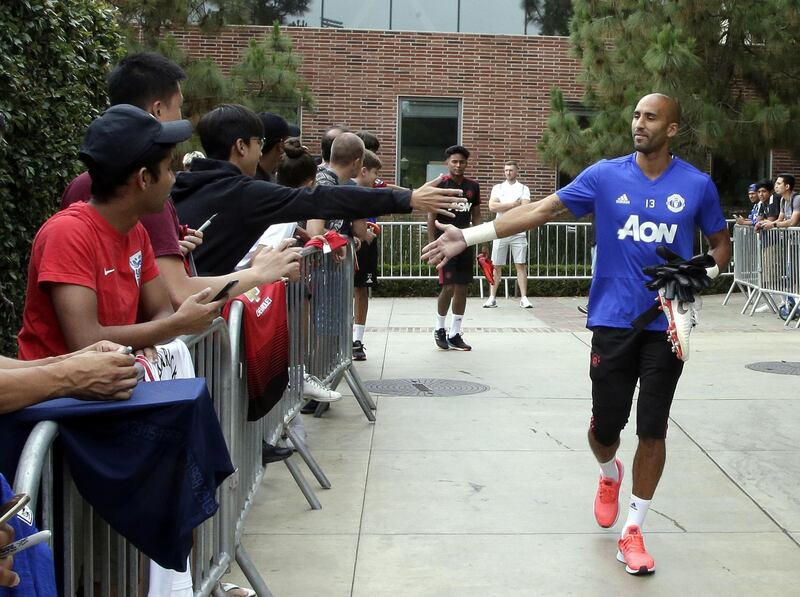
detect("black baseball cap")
[79,104,192,173]
[259,112,301,151]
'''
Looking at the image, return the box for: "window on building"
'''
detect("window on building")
[397,97,461,189]
[460,0,529,34]
[710,153,770,214]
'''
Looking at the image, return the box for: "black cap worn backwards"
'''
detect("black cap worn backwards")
[258,112,301,147]
[79,104,192,174]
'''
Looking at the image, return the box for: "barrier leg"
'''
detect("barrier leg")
[286,426,331,489]
[235,545,274,597]
[283,456,322,510]
[312,401,330,418]
[344,367,377,421]
[721,279,738,306]
[348,366,376,410]
[784,301,799,328]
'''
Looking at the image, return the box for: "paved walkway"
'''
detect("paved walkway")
[229,293,800,596]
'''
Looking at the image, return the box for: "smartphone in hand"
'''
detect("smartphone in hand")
[211,280,237,302]
[0,494,29,527]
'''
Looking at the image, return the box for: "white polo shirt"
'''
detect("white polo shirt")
[491,180,530,238]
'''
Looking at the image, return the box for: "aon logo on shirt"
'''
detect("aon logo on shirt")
[617,214,677,243]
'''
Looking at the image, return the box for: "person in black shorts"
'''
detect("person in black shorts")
[352,150,383,360]
[423,94,730,575]
[427,145,487,351]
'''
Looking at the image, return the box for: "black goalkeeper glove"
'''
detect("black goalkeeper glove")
[642,246,716,303]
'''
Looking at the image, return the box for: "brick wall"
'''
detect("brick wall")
[170,25,800,208]
[170,26,581,209]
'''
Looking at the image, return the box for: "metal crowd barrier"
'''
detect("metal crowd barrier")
[377,220,734,297]
[11,238,381,595]
[723,224,800,328]
[11,318,263,597]
[226,241,375,515]
[304,241,376,421]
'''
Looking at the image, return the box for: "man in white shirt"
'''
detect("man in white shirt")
[484,161,533,308]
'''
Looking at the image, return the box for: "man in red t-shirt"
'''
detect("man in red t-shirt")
[59,53,302,310]
[18,105,224,360]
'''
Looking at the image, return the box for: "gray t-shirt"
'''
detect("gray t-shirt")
[781,193,800,220]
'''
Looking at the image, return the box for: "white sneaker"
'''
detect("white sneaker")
[302,373,342,402]
[483,297,497,308]
[520,297,533,309]
[657,288,696,362]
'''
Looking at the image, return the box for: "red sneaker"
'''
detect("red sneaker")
[617,525,655,575]
[593,458,624,528]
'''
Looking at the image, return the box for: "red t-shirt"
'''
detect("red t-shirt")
[17,202,159,360]
[61,171,183,259]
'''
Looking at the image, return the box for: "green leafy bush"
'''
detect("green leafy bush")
[0,0,123,354]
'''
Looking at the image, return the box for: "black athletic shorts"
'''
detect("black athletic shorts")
[438,245,475,286]
[588,326,684,446]
[354,240,379,288]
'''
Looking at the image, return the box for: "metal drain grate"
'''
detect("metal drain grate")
[745,361,800,376]
[363,378,490,397]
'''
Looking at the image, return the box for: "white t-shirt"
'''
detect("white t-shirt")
[235,222,298,271]
[490,180,530,220]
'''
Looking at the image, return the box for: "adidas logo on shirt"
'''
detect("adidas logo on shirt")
[616,194,630,205]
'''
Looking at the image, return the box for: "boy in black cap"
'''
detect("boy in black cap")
[256,112,301,182]
[18,105,224,360]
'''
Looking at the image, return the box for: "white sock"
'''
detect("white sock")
[435,314,446,330]
[599,458,619,481]
[353,324,365,343]
[450,314,464,337]
[622,495,651,536]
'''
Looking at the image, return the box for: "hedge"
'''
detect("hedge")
[0,0,122,354]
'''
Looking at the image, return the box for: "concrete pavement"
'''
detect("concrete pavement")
[227,292,800,596]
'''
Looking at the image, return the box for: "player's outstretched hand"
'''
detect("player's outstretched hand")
[421,221,468,268]
[409,174,465,218]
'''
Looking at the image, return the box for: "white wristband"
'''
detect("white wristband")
[705,264,719,279]
[461,222,498,246]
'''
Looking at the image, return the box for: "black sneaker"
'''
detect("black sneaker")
[447,333,472,351]
[577,304,589,315]
[434,328,449,350]
[352,340,366,361]
[262,441,293,466]
[301,399,320,414]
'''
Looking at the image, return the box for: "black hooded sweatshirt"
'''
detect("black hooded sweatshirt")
[172,158,412,275]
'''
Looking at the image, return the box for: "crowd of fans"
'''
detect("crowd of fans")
[734,175,800,319]
[0,51,465,595]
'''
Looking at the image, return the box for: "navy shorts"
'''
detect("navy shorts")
[588,326,684,445]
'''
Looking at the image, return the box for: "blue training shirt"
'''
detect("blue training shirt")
[557,153,727,331]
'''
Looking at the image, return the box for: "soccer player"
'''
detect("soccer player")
[428,145,486,351]
[422,93,731,575]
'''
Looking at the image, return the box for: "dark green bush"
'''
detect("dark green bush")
[0,0,123,354]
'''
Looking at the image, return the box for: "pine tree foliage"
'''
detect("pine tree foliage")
[541,0,800,176]
[231,23,316,119]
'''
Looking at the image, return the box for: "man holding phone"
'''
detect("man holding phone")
[18,105,223,360]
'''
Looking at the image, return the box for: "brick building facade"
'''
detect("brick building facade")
[170,25,800,212]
